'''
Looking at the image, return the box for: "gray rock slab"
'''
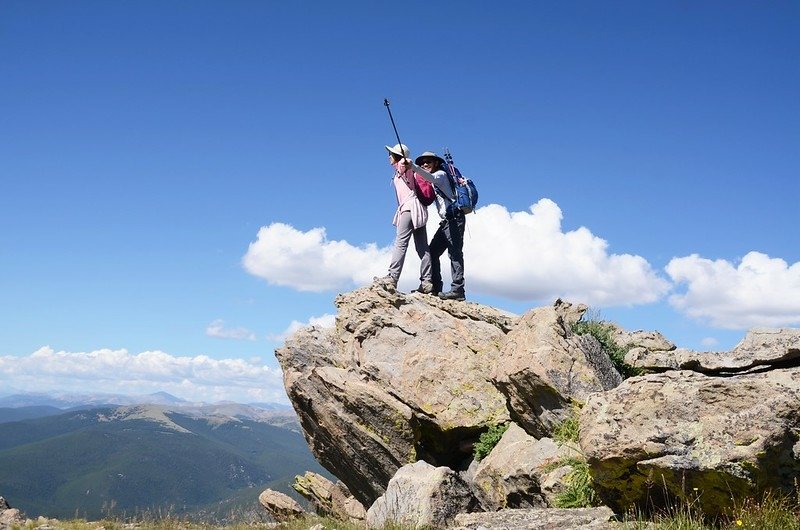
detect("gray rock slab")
[453,506,620,530]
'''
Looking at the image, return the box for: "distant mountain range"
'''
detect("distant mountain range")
[0,390,294,411]
[0,392,327,522]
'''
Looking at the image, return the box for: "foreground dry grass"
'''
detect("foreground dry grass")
[10,492,800,530]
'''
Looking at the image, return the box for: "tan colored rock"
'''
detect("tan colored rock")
[471,423,580,510]
[334,285,514,431]
[366,460,477,528]
[625,328,800,373]
[493,299,622,437]
[0,496,25,529]
[453,506,620,529]
[609,326,675,352]
[293,471,366,521]
[0,508,23,528]
[257,489,305,522]
[580,368,800,516]
[277,284,515,507]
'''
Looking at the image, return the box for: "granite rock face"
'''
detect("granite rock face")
[492,299,623,437]
[580,367,800,516]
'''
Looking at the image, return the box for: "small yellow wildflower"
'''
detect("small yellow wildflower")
[736,520,743,526]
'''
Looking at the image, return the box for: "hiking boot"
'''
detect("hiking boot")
[373,275,397,289]
[412,281,434,294]
[438,290,465,301]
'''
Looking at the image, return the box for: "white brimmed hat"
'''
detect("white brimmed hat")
[385,143,410,158]
[415,151,445,165]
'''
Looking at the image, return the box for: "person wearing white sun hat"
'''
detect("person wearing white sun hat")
[373,143,433,294]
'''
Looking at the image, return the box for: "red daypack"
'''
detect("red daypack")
[414,173,436,206]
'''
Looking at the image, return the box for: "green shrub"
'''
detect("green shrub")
[571,315,642,379]
[472,423,509,461]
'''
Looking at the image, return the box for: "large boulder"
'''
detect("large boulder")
[257,489,305,522]
[293,471,366,522]
[0,496,25,529]
[366,460,478,528]
[492,299,622,437]
[580,368,800,516]
[471,423,581,510]
[276,284,516,507]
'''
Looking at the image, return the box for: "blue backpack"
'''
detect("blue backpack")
[442,149,479,215]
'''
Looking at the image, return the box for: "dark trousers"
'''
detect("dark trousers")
[430,213,466,295]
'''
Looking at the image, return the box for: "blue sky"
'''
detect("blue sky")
[1,1,798,404]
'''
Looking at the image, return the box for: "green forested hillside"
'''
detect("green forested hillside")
[0,405,66,423]
[0,407,328,521]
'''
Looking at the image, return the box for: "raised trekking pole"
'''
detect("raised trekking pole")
[384,98,406,160]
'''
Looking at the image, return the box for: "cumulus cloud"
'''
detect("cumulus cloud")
[242,223,389,291]
[460,200,670,305]
[0,347,288,404]
[270,313,336,342]
[242,200,669,306]
[205,319,257,341]
[666,251,800,329]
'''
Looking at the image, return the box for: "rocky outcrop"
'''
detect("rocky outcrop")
[276,284,800,524]
[276,284,515,507]
[366,460,478,528]
[293,471,366,522]
[626,327,800,374]
[257,489,305,521]
[493,300,622,437]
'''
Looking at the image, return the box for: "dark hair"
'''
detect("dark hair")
[390,152,403,163]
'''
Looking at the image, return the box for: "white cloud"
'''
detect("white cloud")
[460,200,670,305]
[666,251,800,329]
[271,313,336,342]
[243,200,669,307]
[700,337,719,348]
[0,347,288,404]
[205,319,257,341]
[242,223,389,291]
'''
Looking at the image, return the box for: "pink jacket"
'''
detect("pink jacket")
[391,163,428,229]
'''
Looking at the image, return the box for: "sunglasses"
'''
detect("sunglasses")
[420,159,437,165]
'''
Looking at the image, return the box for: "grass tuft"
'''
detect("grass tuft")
[552,405,581,445]
[472,423,509,462]
[553,460,598,509]
[571,314,642,379]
